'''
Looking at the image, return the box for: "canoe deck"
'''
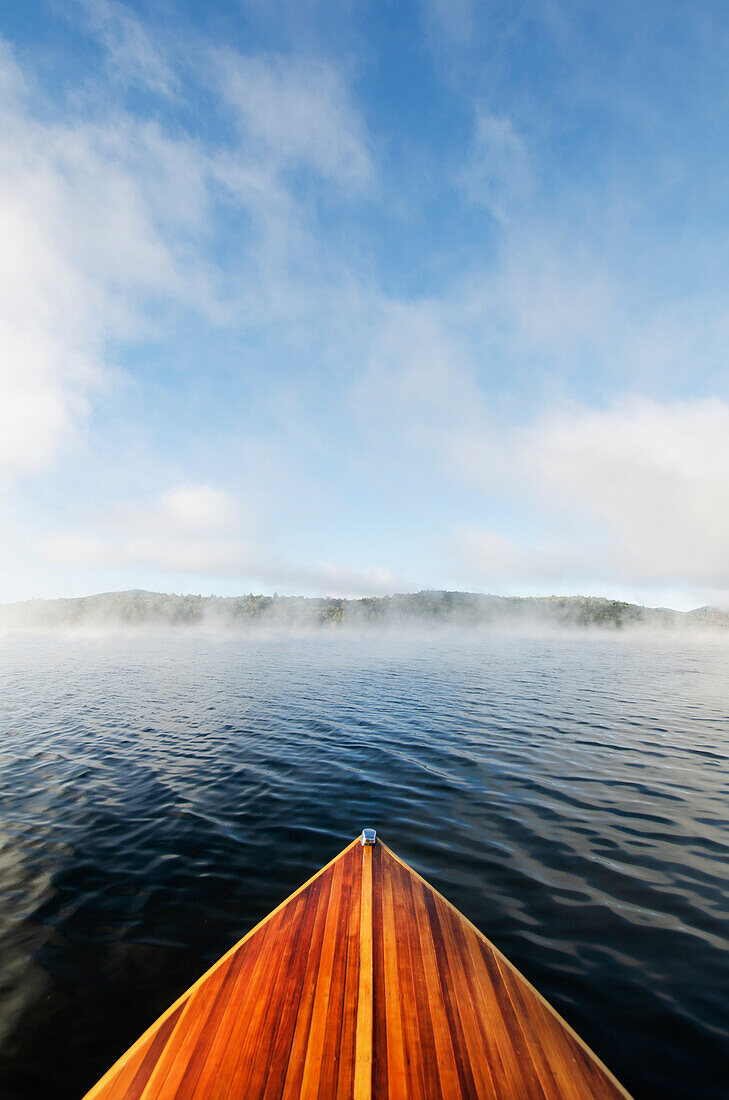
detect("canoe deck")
[85,835,631,1099]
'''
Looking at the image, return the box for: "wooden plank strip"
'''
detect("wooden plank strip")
[530,993,595,1100]
[370,842,388,1099]
[240,890,312,1098]
[390,861,427,1099]
[227,891,311,1098]
[450,918,512,1098]
[192,903,280,1100]
[90,1037,157,1100]
[139,951,236,1099]
[336,846,363,1100]
[525,981,631,1100]
[486,941,631,1099]
[381,848,409,1099]
[218,892,309,1097]
[450,915,512,1095]
[203,914,286,1100]
[91,1002,186,1100]
[494,953,572,1100]
[280,865,336,1099]
[193,884,310,1100]
[396,868,442,1097]
[407,875,462,1099]
[168,925,255,1100]
[298,852,347,1096]
[261,876,326,1100]
[219,897,310,1095]
[188,937,259,1100]
[476,938,546,1098]
[423,889,479,1099]
[461,924,532,1097]
[434,901,499,1100]
[317,847,355,1099]
[429,891,493,1099]
[538,1004,623,1100]
[120,1005,185,1100]
[352,843,372,1100]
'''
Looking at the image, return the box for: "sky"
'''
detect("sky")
[1,0,729,610]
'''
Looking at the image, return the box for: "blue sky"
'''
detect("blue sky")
[2,0,729,608]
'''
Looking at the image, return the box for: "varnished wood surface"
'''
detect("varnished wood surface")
[84,837,632,1099]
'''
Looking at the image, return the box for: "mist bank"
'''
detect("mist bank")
[2,589,728,633]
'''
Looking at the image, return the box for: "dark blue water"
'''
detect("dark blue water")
[0,630,727,1098]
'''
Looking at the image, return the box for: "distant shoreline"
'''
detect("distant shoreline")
[1,589,727,631]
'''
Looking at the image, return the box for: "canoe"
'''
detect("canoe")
[84,830,631,1099]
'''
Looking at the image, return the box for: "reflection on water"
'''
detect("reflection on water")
[0,631,727,1098]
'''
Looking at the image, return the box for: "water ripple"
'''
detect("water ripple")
[0,631,728,1098]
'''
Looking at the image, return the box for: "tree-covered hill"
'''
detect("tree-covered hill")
[0,588,724,631]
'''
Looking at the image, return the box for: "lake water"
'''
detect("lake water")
[0,630,727,1098]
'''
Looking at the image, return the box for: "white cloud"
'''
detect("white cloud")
[71,0,177,95]
[0,39,216,483]
[48,531,252,575]
[47,484,248,571]
[158,486,239,531]
[451,527,580,586]
[253,558,406,599]
[493,233,617,357]
[46,484,405,597]
[460,110,531,220]
[450,397,729,591]
[216,52,373,189]
[0,27,376,490]
[354,299,486,450]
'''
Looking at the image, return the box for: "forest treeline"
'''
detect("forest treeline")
[1,589,727,630]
